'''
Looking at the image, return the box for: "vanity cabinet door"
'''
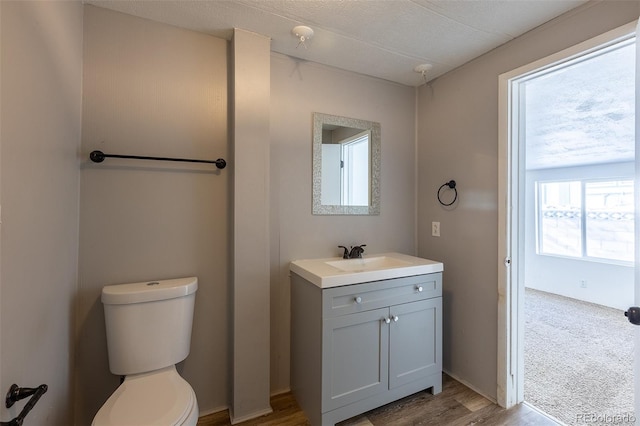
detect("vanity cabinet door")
[322,307,389,412]
[388,298,442,389]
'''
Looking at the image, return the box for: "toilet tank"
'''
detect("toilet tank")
[101,277,198,376]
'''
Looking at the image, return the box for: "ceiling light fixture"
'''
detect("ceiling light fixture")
[292,25,314,49]
[414,63,433,83]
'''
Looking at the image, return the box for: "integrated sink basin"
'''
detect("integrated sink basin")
[325,256,412,272]
[290,252,443,288]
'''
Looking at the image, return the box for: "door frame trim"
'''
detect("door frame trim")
[497,20,638,408]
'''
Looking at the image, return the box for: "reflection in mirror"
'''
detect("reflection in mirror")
[321,129,370,206]
[313,113,380,215]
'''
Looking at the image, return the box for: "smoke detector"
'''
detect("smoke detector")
[414,64,433,82]
[292,25,314,49]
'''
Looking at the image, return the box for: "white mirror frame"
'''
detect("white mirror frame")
[312,113,381,215]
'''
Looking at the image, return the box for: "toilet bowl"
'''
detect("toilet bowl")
[92,366,198,426]
[92,277,199,426]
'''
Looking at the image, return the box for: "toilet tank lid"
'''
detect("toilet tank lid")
[102,277,198,305]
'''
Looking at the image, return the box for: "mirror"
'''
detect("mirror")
[313,113,380,215]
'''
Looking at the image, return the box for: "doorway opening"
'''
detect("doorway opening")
[498,21,637,423]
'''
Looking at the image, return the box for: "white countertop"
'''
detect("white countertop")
[290,252,443,288]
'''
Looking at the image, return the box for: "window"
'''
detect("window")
[537,179,634,263]
[538,181,582,257]
[585,180,634,261]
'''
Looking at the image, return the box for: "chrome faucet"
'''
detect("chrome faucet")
[338,245,366,259]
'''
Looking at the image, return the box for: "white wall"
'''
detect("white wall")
[0,2,82,424]
[269,53,417,393]
[525,162,634,310]
[77,6,228,424]
[417,0,639,401]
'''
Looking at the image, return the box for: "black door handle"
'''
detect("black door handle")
[624,307,640,325]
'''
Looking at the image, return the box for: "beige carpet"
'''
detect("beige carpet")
[525,288,634,425]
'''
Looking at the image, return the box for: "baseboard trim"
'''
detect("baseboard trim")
[198,387,292,419]
[229,406,274,425]
[523,402,567,425]
[443,369,497,404]
[270,387,292,397]
[198,405,228,418]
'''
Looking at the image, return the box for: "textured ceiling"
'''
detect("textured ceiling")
[85,0,589,86]
[525,39,635,170]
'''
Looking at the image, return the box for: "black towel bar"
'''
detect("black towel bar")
[89,150,226,169]
[1,384,48,426]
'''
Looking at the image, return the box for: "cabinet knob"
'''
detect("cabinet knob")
[354,296,362,304]
[416,286,423,292]
[383,317,391,324]
[392,315,399,322]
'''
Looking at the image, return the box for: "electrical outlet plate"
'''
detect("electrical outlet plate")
[432,221,440,237]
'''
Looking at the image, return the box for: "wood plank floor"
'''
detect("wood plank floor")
[197,374,559,426]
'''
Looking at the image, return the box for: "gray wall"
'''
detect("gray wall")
[77,6,228,424]
[0,2,82,424]
[269,53,417,393]
[3,2,639,423]
[230,29,272,422]
[417,0,639,400]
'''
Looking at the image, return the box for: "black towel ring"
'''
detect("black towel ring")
[437,180,457,206]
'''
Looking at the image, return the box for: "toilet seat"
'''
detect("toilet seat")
[92,366,197,426]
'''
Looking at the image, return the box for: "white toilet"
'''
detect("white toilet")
[92,277,199,426]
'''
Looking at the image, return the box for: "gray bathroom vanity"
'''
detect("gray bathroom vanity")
[290,253,443,425]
